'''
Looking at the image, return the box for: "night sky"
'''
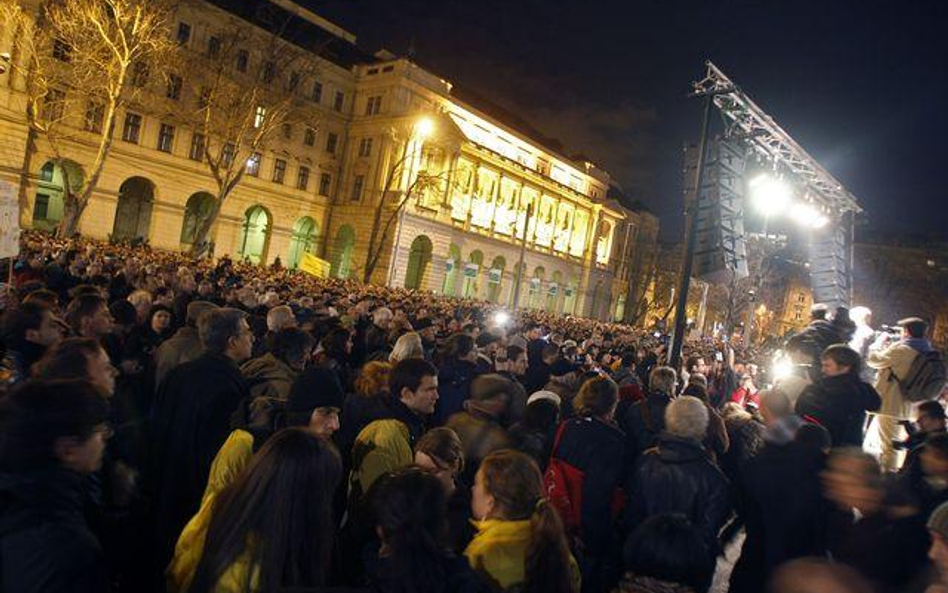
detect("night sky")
[306,0,948,241]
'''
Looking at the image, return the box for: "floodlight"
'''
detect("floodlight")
[415,117,435,139]
[749,174,792,216]
[493,311,510,326]
[789,203,821,227]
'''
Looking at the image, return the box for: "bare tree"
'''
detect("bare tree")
[180,10,324,257]
[1,0,176,236]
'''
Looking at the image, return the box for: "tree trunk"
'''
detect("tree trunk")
[56,191,82,238]
[16,126,37,228]
[188,199,223,258]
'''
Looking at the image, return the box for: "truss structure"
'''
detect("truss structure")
[693,61,862,215]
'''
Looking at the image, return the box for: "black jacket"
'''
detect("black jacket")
[149,352,249,566]
[434,358,477,426]
[552,417,626,557]
[795,374,881,448]
[621,391,672,464]
[625,434,731,549]
[0,468,107,593]
[729,441,829,593]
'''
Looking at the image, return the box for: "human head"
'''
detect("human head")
[922,433,948,479]
[270,327,315,371]
[189,428,341,592]
[899,316,928,339]
[917,401,947,434]
[286,367,344,439]
[185,300,218,328]
[65,294,113,338]
[266,305,297,332]
[33,337,118,396]
[927,502,948,582]
[621,514,715,592]
[389,332,424,363]
[685,355,707,376]
[414,427,464,495]
[821,448,884,515]
[390,358,439,416]
[199,307,253,361]
[572,375,618,420]
[820,344,861,377]
[759,389,793,426]
[665,396,709,442]
[373,307,393,328]
[447,333,476,362]
[149,305,173,334]
[0,379,110,473]
[354,361,391,399]
[506,344,527,375]
[541,342,560,364]
[127,289,153,324]
[769,557,874,593]
[320,327,352,359]
[1,301,62,347]
[649,366,678,396]
[795,423,832,455]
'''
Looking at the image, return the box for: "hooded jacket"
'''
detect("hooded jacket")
[795,373,881,448]
[240,352,299,400]
[0,468,107,593]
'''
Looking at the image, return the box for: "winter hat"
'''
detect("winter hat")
[527,390,562,408]
[287,367,345,413]
[928,501,948,539]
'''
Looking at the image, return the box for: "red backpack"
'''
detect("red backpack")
[543,421,586,534]
[543,420,626,538]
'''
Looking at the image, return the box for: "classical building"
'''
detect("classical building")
[0,0,658,320]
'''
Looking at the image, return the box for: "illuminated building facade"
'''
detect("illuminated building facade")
[0,0,658,319]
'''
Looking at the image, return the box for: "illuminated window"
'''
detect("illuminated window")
[272,159,286,184]
[254,105,266,128]
[84,102,104,133]
[246,152,261,176]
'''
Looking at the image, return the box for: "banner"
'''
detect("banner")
[0,180,20,260]
[299,252,331,278]
[548,282,558,296]
[564,286,574,297]
[445,259,455,273]
[529,277,541,290]
[464,263,479,278]
[488,268,501,284]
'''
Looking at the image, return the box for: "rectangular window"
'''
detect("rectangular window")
[34,194,50,219]
[83,102,104,133]
[246,152,261,176]
[365,95,381,115]
[197,86,211,109]
[236,50,248,72]
[166,74,183,100]
[311,81,323,103]
[325,132,338,154]
[262,61,275,84]
[288,72,300,93]
[296,166,310,190]
[319,172,332,196]
[42,89,65,121]
[272,158,286,184]
[358,137,373,157]
[207,36,221,57]
[222,143,235,167]
[351,174,365,201]
[157,123,175,153]
[131,62,148,87]
[52,39,71,62]
[253,105,266,128]
[303,128,316,147]
[333,90,344,112]
[282,123,292,140]
[176,22,191,45]
[122,112,142,143]
[189,132,205,161]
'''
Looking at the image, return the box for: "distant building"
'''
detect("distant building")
[0,0,658,320]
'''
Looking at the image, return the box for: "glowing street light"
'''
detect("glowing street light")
[415,117,435,139]
[749,174,792,216]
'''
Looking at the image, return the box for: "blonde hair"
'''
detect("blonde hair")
[389,332,424,363]
[354,361,391,398]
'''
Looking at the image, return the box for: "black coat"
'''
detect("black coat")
[625,434,731,550]
[729,441,829,593]
[552,416,626,557]
[795,374,881,448]
[0,468,107,593]
[621,391,672,465]
[149,352,249,566]
[434,358,477,426]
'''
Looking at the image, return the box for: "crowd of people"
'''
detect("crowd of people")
[1,231,946,593]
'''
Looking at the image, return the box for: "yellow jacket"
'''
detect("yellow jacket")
[464,518,580,592]
[348,419,413,504]
[167,430,256,593]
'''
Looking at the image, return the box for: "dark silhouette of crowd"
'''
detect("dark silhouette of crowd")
[1,232,947,593]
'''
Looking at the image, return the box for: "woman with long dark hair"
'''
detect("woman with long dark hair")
[168,428,341,593]
[369,468,489,593]
[466,449,579,593]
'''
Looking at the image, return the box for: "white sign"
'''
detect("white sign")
[0,180,20,259]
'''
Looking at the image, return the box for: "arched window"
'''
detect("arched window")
[238,205,271,264]
[287,216,318,269]
[404,235,433,290]
[112,177,156,242]
[330,225,355,279]
[32,160,84,231]
[180,192,215,245]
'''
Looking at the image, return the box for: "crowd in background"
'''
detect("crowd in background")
[1,231,947,593]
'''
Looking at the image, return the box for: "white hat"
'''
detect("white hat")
[527,390,562,408]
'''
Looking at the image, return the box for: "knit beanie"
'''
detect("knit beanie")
[287,366,345,413]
